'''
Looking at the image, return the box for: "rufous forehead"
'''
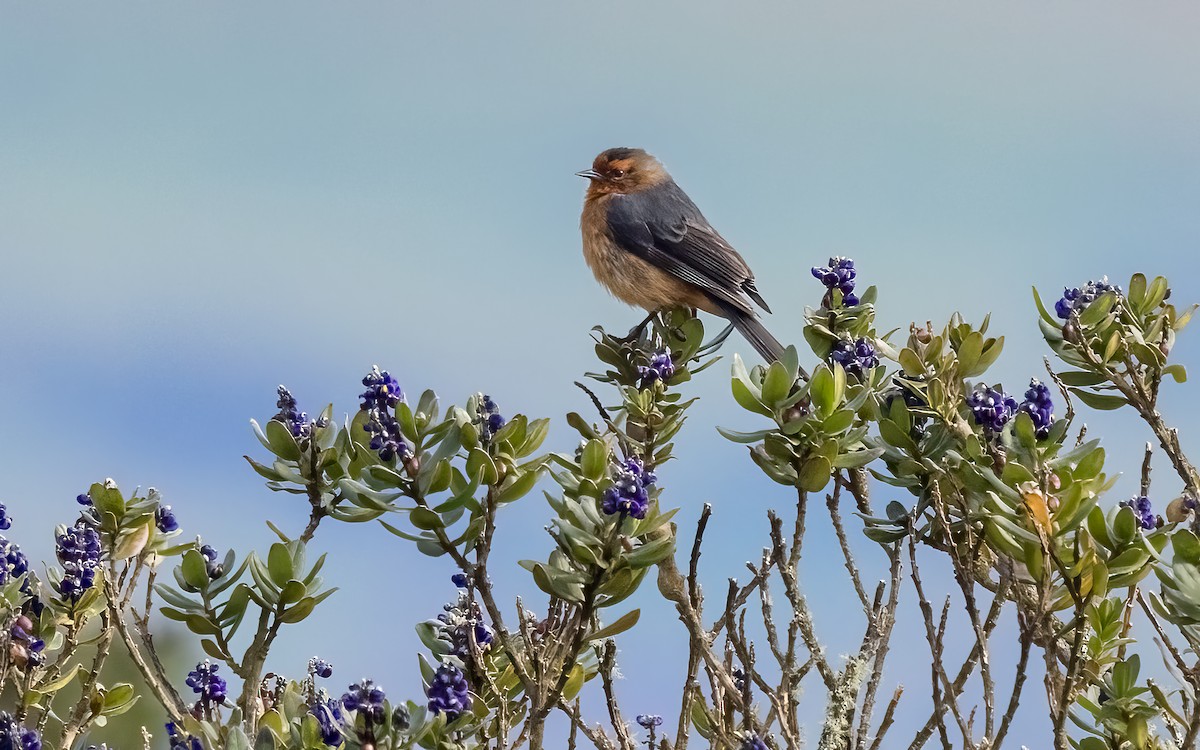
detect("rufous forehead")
[606,158,635,172]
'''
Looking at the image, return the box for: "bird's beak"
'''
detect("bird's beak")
[575,169,602,181]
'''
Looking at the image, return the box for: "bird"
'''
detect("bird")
[577,147,785,362]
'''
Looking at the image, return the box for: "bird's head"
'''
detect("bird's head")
[577,148,667,195]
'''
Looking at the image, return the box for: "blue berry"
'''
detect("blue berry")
[601,457,657,520]
[155,505,180,533]
[830,337,879,377]
[478,394,506,442]
[426,663,471,719]
[1054,277,1122,320]
[0,711,40,750]
[55,521,101,602]
[1120,496,1157,530]
[811,257,859,307]
[637,350,676,388]
[274,385,316,440]
[1018,379,1055,439]
[311,657,334,679]
[360,366,403,410]
[185,660,228,708]
[965,386,1019,434]
[311,697,345,746]
[342,679,387,724]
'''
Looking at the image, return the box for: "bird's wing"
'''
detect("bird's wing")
[606,181,768,315]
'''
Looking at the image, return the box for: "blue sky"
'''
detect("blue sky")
[2,2,1199,746]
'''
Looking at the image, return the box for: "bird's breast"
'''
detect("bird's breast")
[580,195,713,313]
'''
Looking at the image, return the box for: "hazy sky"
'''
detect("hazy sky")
[2,3,1199,746]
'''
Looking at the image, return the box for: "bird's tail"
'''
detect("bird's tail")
[725,307,785,363]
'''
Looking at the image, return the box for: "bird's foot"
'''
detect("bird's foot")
[616,310,660,344]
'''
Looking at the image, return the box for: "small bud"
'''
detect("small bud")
[1061,320,1079,343]
[1166,496,1197,524]
[392,704,411,731]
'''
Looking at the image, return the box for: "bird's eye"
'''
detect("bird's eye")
[611,169,625,178]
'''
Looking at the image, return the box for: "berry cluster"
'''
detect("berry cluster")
[602,457,657,520]
[965,386,1019,434]
[185,660,228,712]
[1120,496,1158,531]
[637,349,675,388]
[426,663,471,719]
[1018,379,1055,439]
[830,337,879,377]
[55,521,101,602]
[1054,277,1122,320]
[811,257,859,306]
[360,366,411,462]
[477,394,506,442]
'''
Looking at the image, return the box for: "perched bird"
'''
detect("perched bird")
[578,147,784,362]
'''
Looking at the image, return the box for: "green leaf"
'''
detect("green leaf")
[180,550,210,591]
[691,700,714,739]
[266,543,295,588]
[1069,388,1128,411]
[416,538,447,557]
[497,469,540,504]
[243,456,285,482]
[716,426,773,444]
[1163,364,1188,383]
[731,378,772,418]
[1128,272,1147,308]
[185,614,222,636]
[581,439,609,481]
[822,408,855,435]
[264,419,302,462]
[420,459,454,496]
[798,456,832,492]
[863,527,907,544]
[465,448,499,485]
[585,609,641,642]
[878,419,917,454]
[1055,370,1106,386]
[38,664,80,693]
[1013,411,1036,449]
[1113,507,1137,547]
[113,520,152,560]
[809,366,835,417]
[379,520,429,543]
[279,580,307,606]
[625,535,675,568]
[89,483,126,518]
[1073,445,1105,481]
[410,507,445,531]
[519,418,551,457]
[760,361,792,407]
[102,683,137,713]
[1145,276,1169,311]
[1031,286,1059,326]
[279,597,318,624]
[530,563,583,603]
[562,665,586,701]
[957,332,983,376]
[201,638,231,661]
[831,447,884,469]
[1078,292,1117,327]
[1087,505,1113,550]
[1173,530,1200,564]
